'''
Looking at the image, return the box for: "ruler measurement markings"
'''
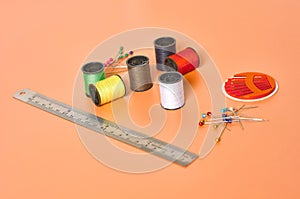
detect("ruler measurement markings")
[13,89,198,166]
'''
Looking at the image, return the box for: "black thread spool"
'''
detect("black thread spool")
[126,55,153,92]
[154,37,176,71]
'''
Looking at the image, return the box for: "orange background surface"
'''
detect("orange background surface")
[1,0,300,198]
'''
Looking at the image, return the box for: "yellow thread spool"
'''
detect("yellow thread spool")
[88,75,126,106]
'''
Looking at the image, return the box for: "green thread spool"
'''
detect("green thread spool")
[81,62,105,97]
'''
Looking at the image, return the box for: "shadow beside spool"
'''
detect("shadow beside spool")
[81,62,105,97]
[154,36,176,71]
[126,55,153,92]
[89,75,126,106]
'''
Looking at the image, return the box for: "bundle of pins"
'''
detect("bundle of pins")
[104,46,134,76]
[199,105,266,142]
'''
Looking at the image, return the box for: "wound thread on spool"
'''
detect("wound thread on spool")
[164,47,200,75]
[159,72,185,110]
[81,62,105,97]
[126,55,153,92]
[154,37,176,71]
[89,75,126,106]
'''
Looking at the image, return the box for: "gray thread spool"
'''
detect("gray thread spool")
[154,37,176,71]
[126,55,153,92]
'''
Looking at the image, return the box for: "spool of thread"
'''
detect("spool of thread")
[164,47,200,75]
[88,75,126,106]
[81,62,105,97]
[159,72,185,110]
[126,55,153,92]
[154,37,176,71]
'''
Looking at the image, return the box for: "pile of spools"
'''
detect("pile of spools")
[81,36,200,110]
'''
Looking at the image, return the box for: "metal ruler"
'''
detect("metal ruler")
[13,89,198,166]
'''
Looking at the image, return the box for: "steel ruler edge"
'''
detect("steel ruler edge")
[13,89,199,166]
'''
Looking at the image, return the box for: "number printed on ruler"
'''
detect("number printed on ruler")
[13,89,198,166]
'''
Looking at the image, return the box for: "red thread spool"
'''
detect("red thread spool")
[164,47,200,75]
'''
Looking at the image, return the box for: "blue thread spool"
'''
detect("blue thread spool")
[154,37,176,71]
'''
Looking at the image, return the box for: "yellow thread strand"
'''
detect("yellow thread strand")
[93,75,125,105]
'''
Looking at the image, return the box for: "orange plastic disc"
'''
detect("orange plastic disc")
[222,72,278,102]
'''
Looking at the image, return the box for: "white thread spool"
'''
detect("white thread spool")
[159,72,185,110]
